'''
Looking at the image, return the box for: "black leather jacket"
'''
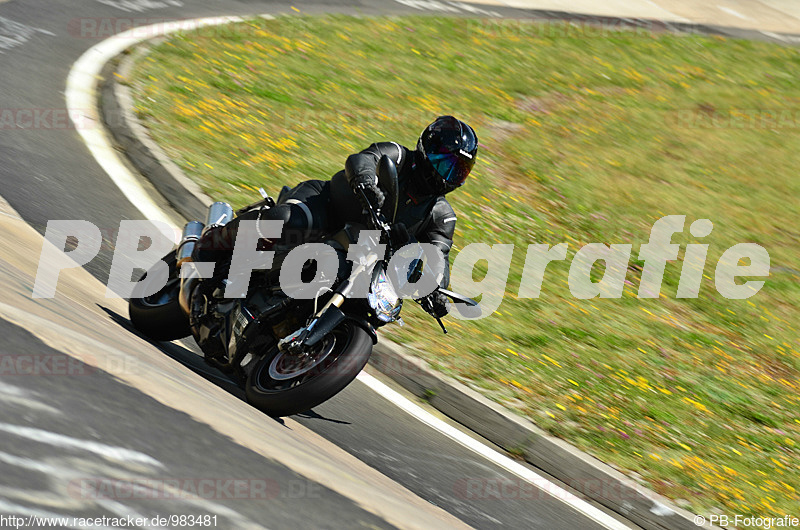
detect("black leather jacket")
[334,141,457,289]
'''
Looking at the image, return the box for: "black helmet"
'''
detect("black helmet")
[416,116,478,193]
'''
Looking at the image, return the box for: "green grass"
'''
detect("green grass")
[129,15,800,517]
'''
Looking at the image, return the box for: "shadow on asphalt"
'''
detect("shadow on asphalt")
[295,410,352,425]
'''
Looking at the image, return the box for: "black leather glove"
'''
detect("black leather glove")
[419,290,449,319]
[353,177,385,211]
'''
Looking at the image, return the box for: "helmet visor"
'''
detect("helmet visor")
[428,153,474,188]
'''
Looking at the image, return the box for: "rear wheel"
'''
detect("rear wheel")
[245,322,372,417]
[128,251,191,341]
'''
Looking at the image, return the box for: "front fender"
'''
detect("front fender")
[345,316,378,344]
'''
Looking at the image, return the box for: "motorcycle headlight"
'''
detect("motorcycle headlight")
[368,268,402,323]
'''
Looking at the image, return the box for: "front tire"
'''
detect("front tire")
[246,322,372,417]
[128,251,191,341]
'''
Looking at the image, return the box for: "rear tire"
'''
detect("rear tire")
[245,323,372,417]
[128,251,191,341]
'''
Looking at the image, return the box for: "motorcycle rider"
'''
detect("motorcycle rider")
[193,115,479,319]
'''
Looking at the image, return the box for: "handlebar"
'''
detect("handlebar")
[355,183,392,236]
[356,182,481,331]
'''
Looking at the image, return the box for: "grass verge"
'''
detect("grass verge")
[129,15,800,517]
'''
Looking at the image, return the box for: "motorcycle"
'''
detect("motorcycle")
[128,156,479,417]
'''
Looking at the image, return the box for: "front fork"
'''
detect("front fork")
[278,253,378,354]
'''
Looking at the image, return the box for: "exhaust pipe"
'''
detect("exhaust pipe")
[177,202,233,267]
[179,275,197,316]
[176,221,204,315]
[177,202,234,315]
[176,221,204,266]
[204,201,234,232]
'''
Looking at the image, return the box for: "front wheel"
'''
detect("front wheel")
[128,250,191,341]
[245,322,372,417]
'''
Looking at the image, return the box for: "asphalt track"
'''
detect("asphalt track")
[0,0,711,528]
